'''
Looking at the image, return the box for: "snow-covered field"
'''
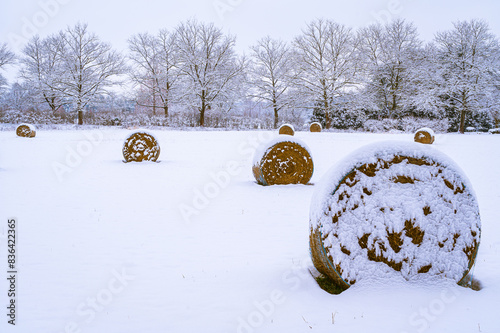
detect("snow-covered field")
[0,129,499,333]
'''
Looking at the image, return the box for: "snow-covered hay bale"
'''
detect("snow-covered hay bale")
[278,124,295,136]
[252,137,313,186]
[122,130,160,162]
[310,122,322,132]
[16,123,36,138]
[414,127,435,144]
[309,141,481,292]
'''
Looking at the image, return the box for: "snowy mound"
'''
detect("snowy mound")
[252,136,313,185]
[16,123,36,138]
[414,127,435,144]
[278,124,295,136]
[122,130,160,162]
[310,141,480,291]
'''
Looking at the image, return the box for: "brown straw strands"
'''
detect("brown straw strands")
[122,131,160,162]
[253,138,313,186]
[310,144,480,292]
[414,128,435,144]
[16,124,36,138]
[310,122,322,132]
[278,124,295,136]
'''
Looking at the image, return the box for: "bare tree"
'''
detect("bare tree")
[358,19,423,118]
[0,43,16,90]
[250,36,295,129]
[434,19,500,133]
[56,23,126,125]
[293,19,359,129]
[20,35,67,112]
[175,19,246,126]
[128,29,182,117]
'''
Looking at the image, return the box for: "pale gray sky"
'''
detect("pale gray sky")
[1,0,500,83]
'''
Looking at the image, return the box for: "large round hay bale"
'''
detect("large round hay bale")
[253,137,313,185]
[310,122,322,132]
[310,141,480,292]
[122,130,160,162]
[414,127,435,144]
[278,124,295,136]
[16,123,36,138]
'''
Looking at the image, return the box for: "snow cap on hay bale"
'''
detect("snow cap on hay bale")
[16,123,36,138]
[414,127,435,144]
[309,141,480,292]
[253,136,313,186]
[310,122,322,132]
[278,124,295,136]
[122,130,160,162]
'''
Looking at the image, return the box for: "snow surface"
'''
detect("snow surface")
[310,141,480,284]
[415,127,435,137]
[1,129,499,333]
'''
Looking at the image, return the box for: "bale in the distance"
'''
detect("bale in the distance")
[278,124,295,136]
[253,137,313,186]
[414,127,435,144]
[122,131,160,162]
[309,141,481,292]
[16,123,36,138]
[310,122,322,132]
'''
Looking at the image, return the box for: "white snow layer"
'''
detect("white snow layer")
[310,141,480,283]
[252,135,312,167]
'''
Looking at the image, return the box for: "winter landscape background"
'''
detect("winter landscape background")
[1,1,500,333]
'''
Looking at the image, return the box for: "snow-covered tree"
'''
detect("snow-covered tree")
[175,19,246,126]
[434,19,500,133]
[357,19,424,118]
[293,19,360,128]
[249,36,295,129]
[56,23,126,125]
[20,35,67,112]
[128,29,182,117]
[0,43,16,91]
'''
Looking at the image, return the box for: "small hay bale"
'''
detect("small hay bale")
[414,127,435,144]
[309,142,481,292]
[16,123,36,138]
[278,124,295,136]
[122,130,160,162]
[310,122,322,132]
[252,137,313,185]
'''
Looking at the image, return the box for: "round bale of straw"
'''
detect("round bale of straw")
[253,137,313,185]
[16,123,36,138]
[309,141,481,292]
[278,124,295,136]
[310,122,322,132]
[414,127,435,144]
[122,130,160,162]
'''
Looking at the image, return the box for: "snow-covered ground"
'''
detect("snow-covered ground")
[0,129,499,333]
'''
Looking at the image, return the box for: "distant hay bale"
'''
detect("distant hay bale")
[122,130,160,162]
[310,122,322,132]
[414,127,435,144]
[252,137,313,186]
[16,123,36,138]
[309,142,481,292]
[278,124,295,136]
[488,128,500,134]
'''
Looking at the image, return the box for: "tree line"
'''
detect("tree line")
[0,18,499,133]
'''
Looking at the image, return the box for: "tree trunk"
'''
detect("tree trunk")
[459,109,466,134]
[77,100,83,125]
[324,99,330,129]
[163,105,169,118]
[273,98,278,129]
[199,90,206,127]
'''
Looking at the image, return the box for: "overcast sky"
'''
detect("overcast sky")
[2,0,500,83]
